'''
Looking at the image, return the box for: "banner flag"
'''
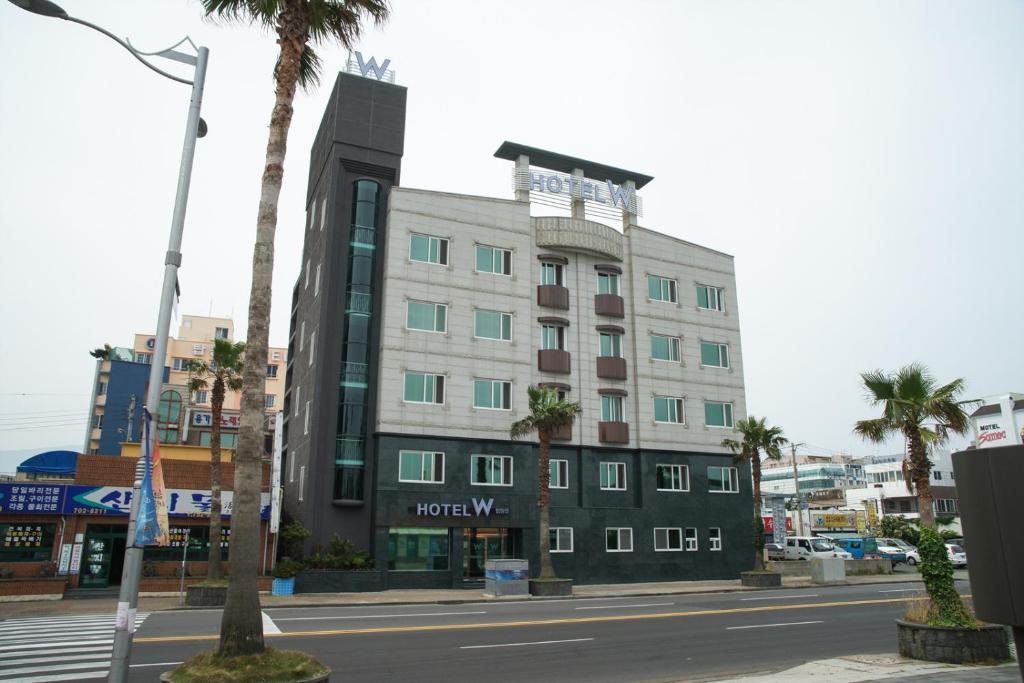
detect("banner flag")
[151,427,170,546]
[135,409,167,546]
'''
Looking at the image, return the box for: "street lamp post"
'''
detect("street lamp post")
[8,2,208,681]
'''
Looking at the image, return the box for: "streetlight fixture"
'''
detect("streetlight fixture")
[8,2,209,682]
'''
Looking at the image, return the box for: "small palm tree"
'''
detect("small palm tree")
[200,0,389,657]
[510,386,581,579]
[854,363,971,528]
[722,417,787,571]
[185,338,245,582]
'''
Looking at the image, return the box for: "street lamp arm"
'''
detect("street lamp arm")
[64,15,195,85]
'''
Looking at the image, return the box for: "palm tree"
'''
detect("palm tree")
[854,364,971,528]
[722,417,787,571]
[184,338,245,582]
[510,386,581,579]
[200,0,390,657]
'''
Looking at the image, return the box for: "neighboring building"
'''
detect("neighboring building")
[84,315,287,455]
[760,453,865,506]
[281,66,751,587]
[845,450,960,519]
[14,450,77,482]
[969,393,1024,449]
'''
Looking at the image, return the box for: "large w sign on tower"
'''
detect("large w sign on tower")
[345,51,395,83]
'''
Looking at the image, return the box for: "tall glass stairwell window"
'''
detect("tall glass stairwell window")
[335,179,381,503]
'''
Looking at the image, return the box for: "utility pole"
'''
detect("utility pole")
[791,442,805,536]
[125,395,136,443]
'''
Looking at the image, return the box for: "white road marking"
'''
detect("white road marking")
[0,660,116,677]
[262,611,281,634]
[273,610,488,621]
[879,588,919,593]
[739,594,819,601]
[575,602,674,610]
[5,671,108,682]
[727,620,824,630]
[0,646,112,659]
[0,639,113,652]
[130,661,185,668]
[460,638,595,650]
[0,652,111,667]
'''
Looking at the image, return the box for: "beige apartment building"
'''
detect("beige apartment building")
[84,315,287,455]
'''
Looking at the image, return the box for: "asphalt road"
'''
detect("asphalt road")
[120,580,966,682]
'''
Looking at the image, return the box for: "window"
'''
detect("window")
[298,465,306,501]
[272,351,281,361]
[399,451,444,484]
[289,449,295,482]
[93,414,103,429]
[294,385,301,417]
[314,263,321,296]
[407,300,447,333]
[599,332,622,358]
[320,197,326,230]
[605,528,633,552]
[215,327,229,340]
[550,527,573,553]
[600,461,626,490]
[708,466,740,493]
[410,233,449,265]
[541,325,566,350]
[404,372,445,404]
[388,528,449,571]
[654,397,685,424]
[304,401,310,435]
[97,381,108,396]
[475,310,512,341]
[194,390,209,405]
[540,261,563,285]
[172,357,188,371]
[933,471,943,481]
[685,527,698,551]
[304,259,310,289]
[656,464,689,491]
[265,394,276,409]
[309,200,316,230]
[648,275,678,303]
[471,454,513,486]
[299,321,305,352]
[266,365,279,378]
[601,395,625,422]
[135,352,153,364]
[475,244,512,275]
[704,401,734,428]
[934,498,958,514]
[700,342,730,368]
[597,272,620,295]
[709,527,722,551]
[0,524,56,562]
[474,379,511,410]
[199,432,238,449]
[308,330,316,365]
[655,528,683,552]
[192,343,205,356]
[696,284,724,311]
[549,459,568,489]
[650,334,681,362]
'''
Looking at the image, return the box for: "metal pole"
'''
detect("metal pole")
[108,45,208,683]
[791,445,803,536]
[178,527,190,606]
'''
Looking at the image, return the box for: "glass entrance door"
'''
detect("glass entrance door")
[463,528,521,579]
[79,524,127,588]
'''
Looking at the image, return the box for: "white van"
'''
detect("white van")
[784,536,853,561]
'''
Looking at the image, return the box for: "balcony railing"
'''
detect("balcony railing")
[537,284,569,310]
[596,356,627,380]
[351,225,377,248]
[594,293,624,318]
[538,349,571,374]
[345,288,372,315]
[598,421,629,444]
[340,362,369,387]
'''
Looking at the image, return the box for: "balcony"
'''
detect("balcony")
[598,421,629,444]
[594,293,624,318]
[596,356,627,380]
[537,284,569,310]
[551,423,572,441]
[538,349,571,374]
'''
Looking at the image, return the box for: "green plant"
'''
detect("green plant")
[278,520,312,561]
[271,559,302,579]
[880,515,921,546]
[169,647,327,683]
[916,526,974,627]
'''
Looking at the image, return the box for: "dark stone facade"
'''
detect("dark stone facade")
[896,620,1010,663]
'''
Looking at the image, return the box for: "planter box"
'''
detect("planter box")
[740,572,782,588]
[897,620,1010,664]
[529,578,573,597]
[271,577,295,596]
[0,577,66,601]
[162,667,330,683]
[185,585,227,607]
[295,570,384,593]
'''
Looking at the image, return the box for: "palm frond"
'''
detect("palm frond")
[860,370,895,404]
[854,418,892,443]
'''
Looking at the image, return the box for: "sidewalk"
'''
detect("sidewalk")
[699,654,1020,683]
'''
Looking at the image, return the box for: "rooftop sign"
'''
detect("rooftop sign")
[514,169,641,215]
[344,51,395,83]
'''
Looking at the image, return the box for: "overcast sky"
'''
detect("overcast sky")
[1,0,1021,472]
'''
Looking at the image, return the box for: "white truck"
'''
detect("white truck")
[783,536,853,561]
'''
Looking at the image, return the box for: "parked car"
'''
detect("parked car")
[945,543,967,568]
[784,536,853,561]
[833,537,906,563]
[877,537,921,565]
[764,542,786,561]
[873,538,909,564]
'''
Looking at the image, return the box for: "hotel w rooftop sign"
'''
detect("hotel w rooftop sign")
[516,170,639,214]
[344,51,395,83]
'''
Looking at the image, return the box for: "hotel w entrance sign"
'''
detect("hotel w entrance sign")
[413,497,509,518]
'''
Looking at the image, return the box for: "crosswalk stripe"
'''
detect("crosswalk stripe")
[0,613,149,625]
[0,638,113,652]
[0,634,118,647]
[0,651,111,667]
[0,660,120,677]
[0,646,111,660]
[0,669,108,682]
[0,621,145,636]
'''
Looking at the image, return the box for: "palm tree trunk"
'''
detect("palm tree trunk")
[537,430,556,579]
[219,11,305,658]
[906,429,935,527]
[752,456,765,571]
[207,376,224,581]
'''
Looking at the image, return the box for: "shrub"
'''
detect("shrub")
[271,558,302,579]
[278,520,312,561]
[917,526,974,628]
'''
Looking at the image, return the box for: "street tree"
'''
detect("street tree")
[199,0,390,657]
[510,386,581,579]
[854,364,970,528]
[722,416,787,571]
[184,338,245,581]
